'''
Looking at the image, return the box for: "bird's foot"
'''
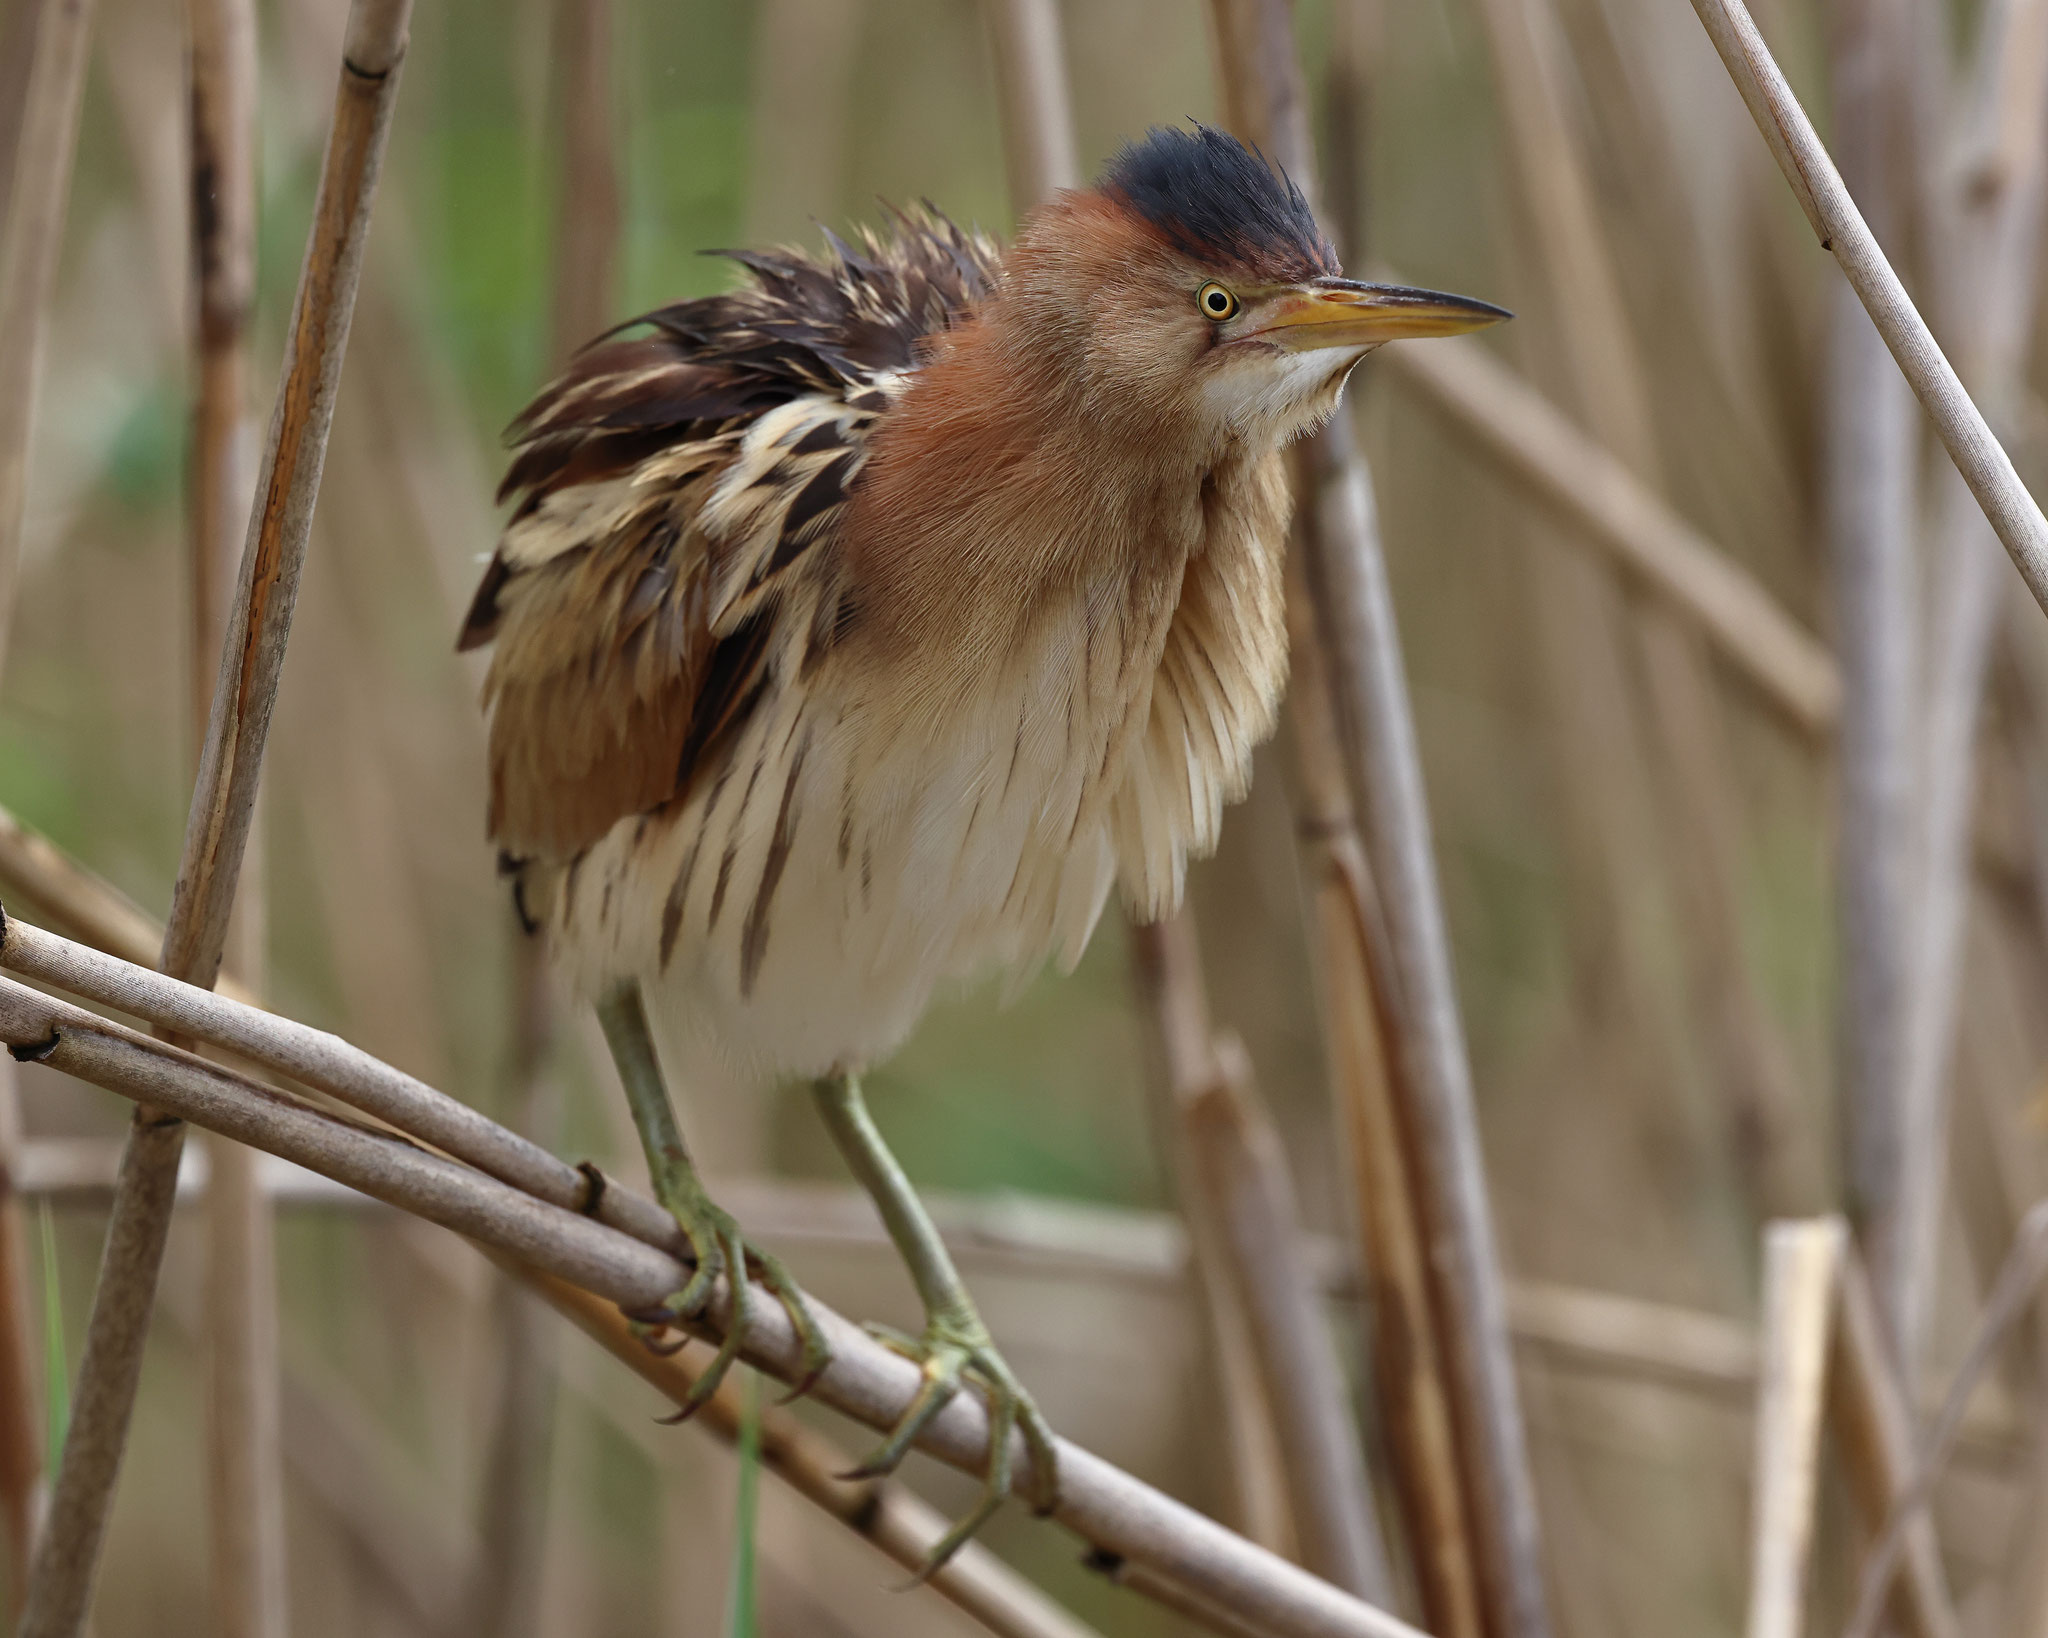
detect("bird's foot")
[847,1300,1059,1575]
[626,1168,832,1417]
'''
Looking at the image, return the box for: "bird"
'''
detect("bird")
[458,121,1506,1564]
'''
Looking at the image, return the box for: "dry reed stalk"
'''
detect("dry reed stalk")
[545,0,618,370]
[1504,1281,1758,1396]
[1821,0,1924,1361]
[1180,1034,1393,1601]
[1744,1218,1845,1638]
[187,0,289,1630]
[1380,341,1838,735]
[1287,589,1485,1638]
[1124,915,1328,1565]
[0,0,95,686]
[979,0,1076,218]
[1304,445,1550,1638]
[19,4,414,1631]
[1842,1202,2048,1638]
[1203,5,1551,1630]
[741,0,867,246]
[516,1262,1105,1638]
[1686,0,2048,616]
[1472,0,1809,1229]
[0,1054,38,1620]
[203,1112,285,1638]
[1893,0,2048,1378]
[0,974,1427,1638]
[0,913,686,1253]
[1828,1255,1960,1638]
[1088,1555,1276,1638]
[0,804,228,998]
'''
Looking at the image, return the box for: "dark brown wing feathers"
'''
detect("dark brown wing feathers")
[463,210,1000,863]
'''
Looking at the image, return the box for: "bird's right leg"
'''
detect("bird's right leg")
[595,981,829,1413]
[812,1070,1059,1571]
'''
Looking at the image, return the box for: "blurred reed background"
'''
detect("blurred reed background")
[0,0,2046,1633]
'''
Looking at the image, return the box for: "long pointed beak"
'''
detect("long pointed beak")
[1241,278,1511,351]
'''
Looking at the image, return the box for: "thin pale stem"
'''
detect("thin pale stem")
[188,0,285,1629]
[1688,0,2048,616]
[978,0,1078,209]
[0,972,1425,1638]
[1744,1219,1846,1638]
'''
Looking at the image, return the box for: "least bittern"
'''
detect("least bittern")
[460,124,1504,1562]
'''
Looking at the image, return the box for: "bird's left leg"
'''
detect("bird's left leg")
[812,1070,1059,1568]
[596,981,830,1413]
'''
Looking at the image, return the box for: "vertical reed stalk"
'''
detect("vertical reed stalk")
[19,4,415,1631]
[188,0,289,1631]
[1829,1253,1960,1638]
[1180,1031,1393,1601]
[979,0,1077,219]
[1207,4,1552,1631]
[1893,0,2048,1377]
[1823,0,1924,1356]
[1306,31,1485,1635]
[1127,917,1298,1555]
[0,1054,39,1620]
[1743,1218,1844,1638]
[1287,561,1484,1637]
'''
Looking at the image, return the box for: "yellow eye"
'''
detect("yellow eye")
[1196,281,1239,320]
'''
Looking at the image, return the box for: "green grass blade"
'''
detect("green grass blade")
[38,1203,66,1465]
[725,1368,761,1638]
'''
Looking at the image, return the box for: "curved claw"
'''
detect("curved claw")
[665,1218,751,1422]
[842,1347,966,1478]
[843,1317,1060,1575]
[907,1371,1018,1583]
[744,1244,833,1403]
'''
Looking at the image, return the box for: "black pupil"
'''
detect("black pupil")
[1206,289,1227,313]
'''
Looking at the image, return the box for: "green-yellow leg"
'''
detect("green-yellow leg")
[597,983,830,1413]
[812,1071,1059,1570]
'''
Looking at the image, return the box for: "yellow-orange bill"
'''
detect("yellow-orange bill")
[1247,278,1511,350]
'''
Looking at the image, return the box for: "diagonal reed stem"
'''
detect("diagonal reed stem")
[1686,0,2048,618]
[17,4,414,1631]
[0,954,1427,1638]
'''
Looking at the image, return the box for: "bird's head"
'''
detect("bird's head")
[998,125,1507,452]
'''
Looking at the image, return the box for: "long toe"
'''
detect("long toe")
[912,1370,1018,1581]
[846,1347,967,1478]
[661,1218,752,1422]
[747,1244,833,1401]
